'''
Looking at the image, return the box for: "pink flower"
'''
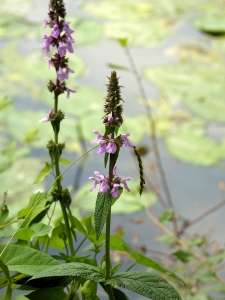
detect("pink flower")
[57,67,67,82]
[105,140,117,154]
[89,171,110,193]
[51,24,60,38]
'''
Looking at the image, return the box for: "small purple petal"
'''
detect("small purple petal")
[110,183,120,198]
[91,130,104,144]
[121,177,132,192]
[66,88,76,99]
[97,140,107,154]
[108,116,114,122]
[51,24,60,38]
[63,21,75,37]
[57,67,67,82]
[44,57,54,69]
[58,42,67,56]
[66,40,74,53]
[39,110,54,123]
[106,141,117,154]
[99,179,110,193]
[121,133,134,148]
[43,19,51,28]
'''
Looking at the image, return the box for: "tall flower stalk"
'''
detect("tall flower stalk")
[89,71,135,299]
[40,0,75,256]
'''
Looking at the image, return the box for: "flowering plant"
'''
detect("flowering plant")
[0,1,182,300]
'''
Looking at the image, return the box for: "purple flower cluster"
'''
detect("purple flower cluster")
[89,165,132,199]
[41,12,76,99]
[91,130,134,155]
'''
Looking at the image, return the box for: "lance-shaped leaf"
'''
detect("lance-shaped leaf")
[29,263,105,283]
[110,236,184,285]
[0,244,60,275]
[106,271,182,300]
[94,191,112,240]
[25,287,67,300]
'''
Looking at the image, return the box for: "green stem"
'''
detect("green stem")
[60,200,75,257]
[53,93,75,257]
[104,147,116,300]
[105,208,111,280]
[75,236,87,254]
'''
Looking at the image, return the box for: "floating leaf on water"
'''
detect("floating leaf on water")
[165,133,223,166]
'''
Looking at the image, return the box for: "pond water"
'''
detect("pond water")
[1,0,225,299]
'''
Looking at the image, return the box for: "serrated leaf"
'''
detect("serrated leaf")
[25,287,67,300]
[110,236,184,284]
[29,263,105,283]
[110,263,122,276]
[106,271,182,299]
[33,161,52,184]
[94,191,112,240]
[0,244,60,275]
[173,249,194,263]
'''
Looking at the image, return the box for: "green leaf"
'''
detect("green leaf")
[72,216,87,236]
[94,191,112,240]
[166,133,222,166]
[0,260,11,283]
[59,157,71,165]
[107,63,129,71]
[25,287,67,300]
[172,249,194,263]
[33,160,52,184]
[110,236,184,284]
[159,209,174,224]
[110,263,122,276]
[0,196,9,225]
[29,223,52,238]
[106,271,182,299]
[193,16,225,35]
[195,269,217,283]
[156,235,176,244]
[29,263,105,283]
[0,244,60,275]
[0,228,34,241]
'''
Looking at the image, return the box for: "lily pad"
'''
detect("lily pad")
[144,62,225,123]
[68,16,103,45]
[193,16,225,36]
[83,0,153,22]
[165,133,224,166]
[73,179,156,214]
[105,20,170,47]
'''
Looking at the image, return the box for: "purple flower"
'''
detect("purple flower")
[63,21,74,37]
[51,24,60,38]
[106,140,117,154]
[44,57,54,69]
[91,130,104,144]
[89,171,109,193]
[108,116,114,122]
[66,88,76,99]
[39,110,54,123]
[121,133,134,148]
[110,183,120,198]
[40,34,52,54]
[66,39,74,53]
[43,19,51,28]
[57,67,67,82]
[65,66,74,79]
[58,42,67,56]
[97,140,107,154]
[113,165,132,192]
